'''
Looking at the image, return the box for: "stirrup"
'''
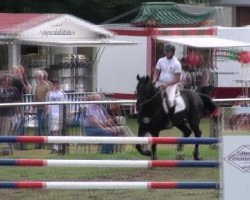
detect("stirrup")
[162,99,169,114]
[166,120,173,129]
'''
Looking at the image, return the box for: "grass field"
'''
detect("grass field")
[0,117,221,200]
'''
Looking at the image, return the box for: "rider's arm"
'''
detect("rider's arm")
[152,68,161,84]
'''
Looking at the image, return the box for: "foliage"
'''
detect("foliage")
[0,0,210,24]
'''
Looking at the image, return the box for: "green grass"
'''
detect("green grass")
[0,117,220,200]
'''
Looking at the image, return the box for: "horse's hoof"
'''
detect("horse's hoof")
[176,153,185,160]
[176,144,182,152]
[195,156,203,161]
[0,149,10,156]
[145,150,152,156]
[193,152,203,160]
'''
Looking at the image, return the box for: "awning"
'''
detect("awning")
[16,38,138,47]
[154,35,250,48]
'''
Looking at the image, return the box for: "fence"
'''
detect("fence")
[0,136,220,190]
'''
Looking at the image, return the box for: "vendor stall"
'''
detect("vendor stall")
[0,13,134,92]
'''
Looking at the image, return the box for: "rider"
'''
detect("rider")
[152,44,182,120]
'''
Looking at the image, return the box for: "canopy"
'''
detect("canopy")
[154,35,250,48]
[16,38,138,47]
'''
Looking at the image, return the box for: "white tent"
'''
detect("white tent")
[154,35,250,48]
[17,38,136,47]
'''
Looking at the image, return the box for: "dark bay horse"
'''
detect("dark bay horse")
[135,75,217,160]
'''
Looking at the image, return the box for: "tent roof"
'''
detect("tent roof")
[0,13,59,34]
[132,2,213,28]
[0,13,113,38]
[16,38,137,47]
[0,13,139,46]
[154,35,250,48]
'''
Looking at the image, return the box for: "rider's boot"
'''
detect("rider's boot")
[168,106,175,127]
[169,106,175,116]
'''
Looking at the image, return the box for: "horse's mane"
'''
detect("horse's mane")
[136,75,162,109]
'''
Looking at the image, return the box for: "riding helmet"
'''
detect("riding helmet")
[163,44,175,53]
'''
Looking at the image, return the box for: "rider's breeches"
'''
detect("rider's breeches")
[165,84,178,108]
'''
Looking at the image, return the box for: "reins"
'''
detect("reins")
[138,89,162,109]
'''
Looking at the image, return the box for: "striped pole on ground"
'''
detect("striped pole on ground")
[0,136,220,145]
[0,159,219,168]
[0,181,220,189]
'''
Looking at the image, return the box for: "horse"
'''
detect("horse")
[135,74,217,160]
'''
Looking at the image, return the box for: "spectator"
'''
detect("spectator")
[12,66,31,150]
[46,78,67,154]
[179,58,192,90]
[78,94,91,134]
[93,94,132,137]
[83,94,133,154]
[12,66,31,96]
[107,104,124,125]
[41,69,53,87]
[34,70,51,149]
[83,94,118,154]
[106,103,134,137]
[199,66,214,97]
[0,74,19,155]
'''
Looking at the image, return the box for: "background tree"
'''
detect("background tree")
[0,0,210,24]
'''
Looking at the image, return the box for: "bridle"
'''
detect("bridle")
[137,88,162,111]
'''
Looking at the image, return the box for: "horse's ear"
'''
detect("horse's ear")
[137,74,141,81]
[145,75,150,82]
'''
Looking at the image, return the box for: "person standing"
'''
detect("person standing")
[152,44,182,120]
[34,70,51,148]
[46,78,67,153]
[199,66,214,97]
[0,74,19,155]
[12,66,31,150]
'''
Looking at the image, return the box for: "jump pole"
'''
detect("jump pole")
[0,181,219,190]
[0,159,219,168]
[0,136,220,145]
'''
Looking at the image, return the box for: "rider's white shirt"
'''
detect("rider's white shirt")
[156,56,182,84]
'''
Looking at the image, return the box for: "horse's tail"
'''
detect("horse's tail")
[198,93,217,114]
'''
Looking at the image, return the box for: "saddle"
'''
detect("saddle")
[162,93,186,115]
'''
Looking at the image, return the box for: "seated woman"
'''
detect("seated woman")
[83,94,133,153]
[83,94,118,154]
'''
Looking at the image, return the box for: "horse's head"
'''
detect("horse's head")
[136,74,162,112]
[136,74,154,100]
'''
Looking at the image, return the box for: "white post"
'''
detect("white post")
[8,43,20,69]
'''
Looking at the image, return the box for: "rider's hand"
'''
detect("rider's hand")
[160,83,168,89]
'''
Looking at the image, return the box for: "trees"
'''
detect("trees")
[0,0,210,24]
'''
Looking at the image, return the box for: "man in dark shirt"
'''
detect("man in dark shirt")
[0,74,19,155]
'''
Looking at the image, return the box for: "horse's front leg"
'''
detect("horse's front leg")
[176,143,185,160]
[193,144,203,160]
[151,144,158,160]
[175,121,192,160]
[135,127,151,157]
[135,144,151,157]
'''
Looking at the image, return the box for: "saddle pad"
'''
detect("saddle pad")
[174,95,186,114]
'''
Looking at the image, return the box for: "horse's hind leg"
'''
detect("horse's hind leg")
[175,121,192,160]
